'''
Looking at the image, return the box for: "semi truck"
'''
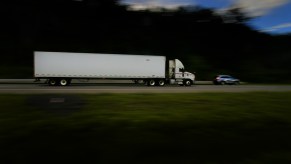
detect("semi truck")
[34,51,195,86]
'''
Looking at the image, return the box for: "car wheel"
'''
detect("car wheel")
[220,81,226,85]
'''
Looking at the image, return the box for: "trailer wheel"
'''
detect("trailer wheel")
[158,79,165,86]
[59,79,69,86]
[149,79,156,86]
[48,79,58,86]
[184,80,192,86]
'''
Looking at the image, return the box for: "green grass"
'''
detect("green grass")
[1,92,291,164]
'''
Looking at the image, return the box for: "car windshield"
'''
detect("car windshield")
[217,75,228,78]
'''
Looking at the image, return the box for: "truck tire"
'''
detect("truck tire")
[48,79,58,86]
[59,79,69,86]
[184,79,192,86]
[149,79,156,86]
[158,79,165,86]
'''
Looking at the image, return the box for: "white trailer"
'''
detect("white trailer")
[34,51,195,86]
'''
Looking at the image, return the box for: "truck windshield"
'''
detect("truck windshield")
[179,68,185,72]
[175,59,185,72]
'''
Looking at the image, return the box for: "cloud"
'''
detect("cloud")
[231,0,291,17]
[122,0,195,10]
[122,0,291,17]
[261,22,291,32]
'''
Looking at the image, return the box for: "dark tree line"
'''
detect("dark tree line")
[0,0,290,82]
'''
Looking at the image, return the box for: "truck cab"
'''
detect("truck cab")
[169,59,195,86]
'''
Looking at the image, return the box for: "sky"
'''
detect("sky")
[121,0,291,35]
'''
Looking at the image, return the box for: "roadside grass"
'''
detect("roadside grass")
[1,92,291,163]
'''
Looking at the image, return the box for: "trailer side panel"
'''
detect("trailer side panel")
[34,51,166,79]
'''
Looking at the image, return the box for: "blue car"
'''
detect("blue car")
[213,75,240,85]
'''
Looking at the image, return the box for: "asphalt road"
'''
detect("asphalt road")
[0,79,291,93]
